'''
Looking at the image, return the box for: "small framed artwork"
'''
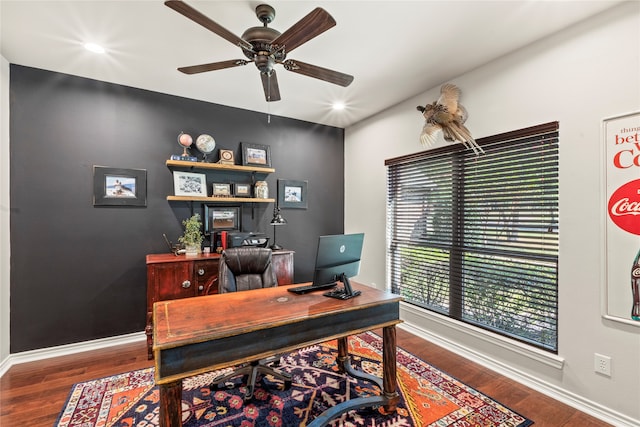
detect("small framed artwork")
[93,166,147,207]
[278,179,308,209]
[203,205,242,234]
[212,183,232,197]
[234,183,252,197]
[173,171,207,197]
[241,142,271,167]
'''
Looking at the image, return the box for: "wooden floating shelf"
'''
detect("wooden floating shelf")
[166,159,275,174]
[167,196,275,203]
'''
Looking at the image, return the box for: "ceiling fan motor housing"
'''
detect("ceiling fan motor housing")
[241,4,285,74]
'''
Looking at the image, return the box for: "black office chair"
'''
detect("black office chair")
[214,247,292,400]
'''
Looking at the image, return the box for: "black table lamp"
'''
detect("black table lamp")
[270,206,287,250]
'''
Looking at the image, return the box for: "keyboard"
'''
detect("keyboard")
[287,282,337,294]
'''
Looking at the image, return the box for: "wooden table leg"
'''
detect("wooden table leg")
[159,380,182,427]
[382,325,399,412]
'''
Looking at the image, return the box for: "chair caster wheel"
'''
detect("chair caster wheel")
[213,381,231,390]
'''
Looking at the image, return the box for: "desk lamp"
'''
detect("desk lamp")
[269,206,287,250]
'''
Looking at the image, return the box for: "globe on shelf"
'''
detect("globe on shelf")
[195,134,216,162]
[177,132,193,158]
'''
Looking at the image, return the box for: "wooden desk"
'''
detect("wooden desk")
[145,250,294,359]
[153,282,402,427]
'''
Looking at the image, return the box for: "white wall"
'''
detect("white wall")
[345,2,640,425]
[1,55,10,369]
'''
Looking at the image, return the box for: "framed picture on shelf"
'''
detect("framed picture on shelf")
[212,183,232,197]
[204,205,242,234]
[93,166,147,207]
[234,183,252,197]
[173,171,207,197]
[241,142,271,167]
[278,179,308,209]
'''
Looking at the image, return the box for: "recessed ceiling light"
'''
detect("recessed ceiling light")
[332,102,346,111]
[83,42,105,54]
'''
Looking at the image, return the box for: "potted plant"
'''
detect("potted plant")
[178,213,204,256]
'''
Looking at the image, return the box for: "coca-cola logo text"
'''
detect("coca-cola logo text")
[608,179,640,235]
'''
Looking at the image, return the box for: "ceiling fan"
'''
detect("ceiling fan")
[164,0,354,102]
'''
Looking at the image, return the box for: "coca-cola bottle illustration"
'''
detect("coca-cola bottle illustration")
[632,249,640,321]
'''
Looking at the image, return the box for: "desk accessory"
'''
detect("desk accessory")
[310,233,364,299]
[323,273,361,300]
[174,132,197,161]
[255,181,269,198]
[270,206,287,250]
[287,282,336,294]
[219,149,235,165]
[162,233,186,256]
[195,133,216,162]
[178,214,204,255]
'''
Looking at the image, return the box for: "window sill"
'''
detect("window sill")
[399,302,565,370]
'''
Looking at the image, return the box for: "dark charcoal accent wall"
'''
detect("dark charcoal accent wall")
[9,65,344,353]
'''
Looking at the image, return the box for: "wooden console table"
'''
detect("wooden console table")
[153,281,402,427]
[145,250,294,359]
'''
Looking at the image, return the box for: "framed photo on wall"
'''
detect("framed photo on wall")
[173,171,207,197]
[278,179,308,209]
[241,142,271,167]
[93,166,147,207]
[203,205,242,235]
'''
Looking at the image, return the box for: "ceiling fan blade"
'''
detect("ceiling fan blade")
[261,71,281,102]
[165,0,253,51]
[178,59,250,75]
[271,8,336,54]
[282,60,354,87]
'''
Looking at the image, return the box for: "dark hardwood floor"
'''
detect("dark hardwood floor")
[0,328,611,426]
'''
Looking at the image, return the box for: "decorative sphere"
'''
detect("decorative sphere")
[196,134,216,154]
[178,132,193,148]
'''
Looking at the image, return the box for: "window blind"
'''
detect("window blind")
[386,122,559,352]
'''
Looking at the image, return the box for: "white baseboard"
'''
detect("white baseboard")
[0,332,146,378]
[398,321,639,427]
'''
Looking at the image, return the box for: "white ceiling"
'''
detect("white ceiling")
[0,0,622,128]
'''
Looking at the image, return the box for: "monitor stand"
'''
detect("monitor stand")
[323,273,361,300]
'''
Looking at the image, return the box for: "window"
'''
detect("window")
[386,122,559,352]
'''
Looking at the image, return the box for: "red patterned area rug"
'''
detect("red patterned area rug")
[55,332,533,427]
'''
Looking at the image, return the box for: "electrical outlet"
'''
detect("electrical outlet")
[594,353,612,377]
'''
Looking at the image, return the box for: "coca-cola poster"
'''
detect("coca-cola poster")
[604,111,640,325]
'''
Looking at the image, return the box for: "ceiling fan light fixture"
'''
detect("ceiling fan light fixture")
[255,55,275,73]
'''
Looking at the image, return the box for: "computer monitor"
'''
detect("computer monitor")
[312,233,364,299]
